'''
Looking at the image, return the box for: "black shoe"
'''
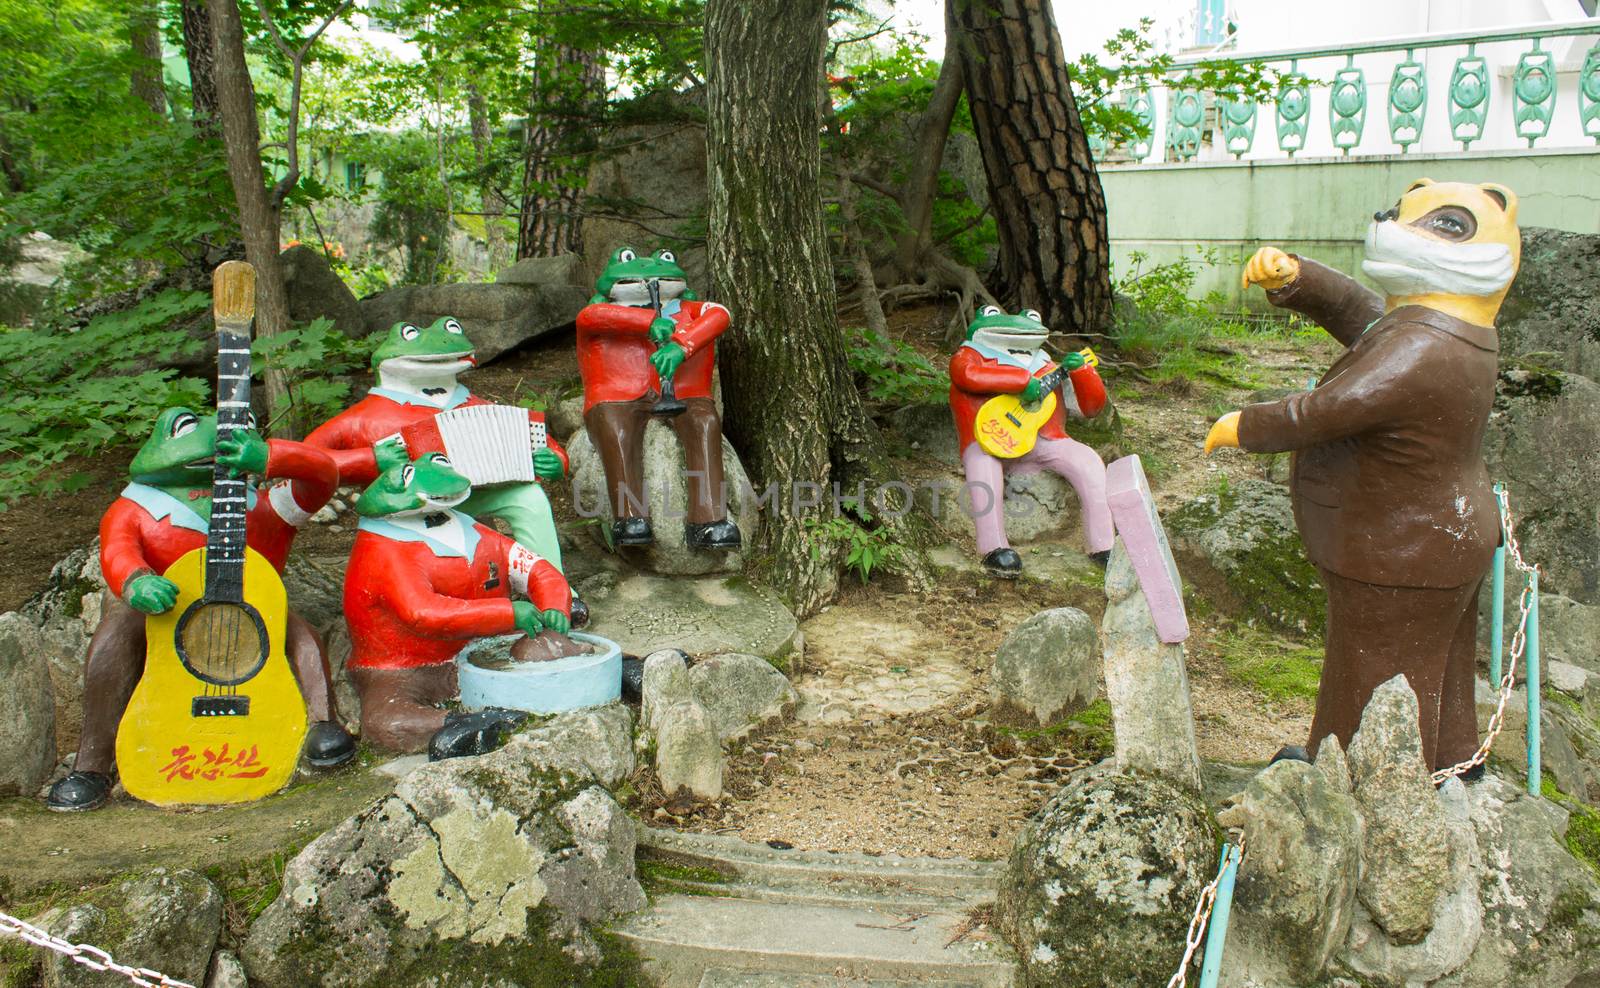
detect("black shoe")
[685,519,742,550]
[46,771,112,812]
[1270,745,1312,765]
[621,655,645,704]
[613,517,654,547]
[1088,550,1111,569]
[982,548,1023,578]
[304,721,357,769]
[428,707,526,761]
[570,593,590,629]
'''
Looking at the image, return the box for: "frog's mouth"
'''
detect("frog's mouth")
[976,325,1049,352]
[385,351,475,368]
[610,277,687,306]
[418,488,469,510]
[184,456,216,471]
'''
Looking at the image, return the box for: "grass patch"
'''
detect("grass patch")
[1543,778,1600,877]
[1214,626,1324,703]
[637,858,732,897]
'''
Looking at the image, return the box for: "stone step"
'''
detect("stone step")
[613,894,1016,988]
[698,969,984,987]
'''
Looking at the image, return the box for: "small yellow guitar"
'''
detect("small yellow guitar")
[115,262,307,806]
[975,348,1098,459]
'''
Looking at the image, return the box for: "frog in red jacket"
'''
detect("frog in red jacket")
[949,305,1114,577]
[576,247,740,550]
[45,409,355,811]
[344,450,572,758]
[305,316,585,625]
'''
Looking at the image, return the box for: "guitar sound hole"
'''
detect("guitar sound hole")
[176,600,268,687]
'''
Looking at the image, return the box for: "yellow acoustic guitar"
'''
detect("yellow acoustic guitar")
[115,262,307,806]
[974,348,1098,459]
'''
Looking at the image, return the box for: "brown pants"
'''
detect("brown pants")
[1308,568,1482,772]
[346,663,459,754]
[584,395,728,525]
[76,596,339,776]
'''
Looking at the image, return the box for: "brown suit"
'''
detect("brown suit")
[1240,257,1498,770]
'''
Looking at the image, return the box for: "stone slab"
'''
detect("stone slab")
[1105,455,1189,643]
[585,574,799,663]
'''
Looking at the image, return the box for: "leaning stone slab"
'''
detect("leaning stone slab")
[1105,454,1188,643]
[0,612,57,796]
[990,607,1099,726]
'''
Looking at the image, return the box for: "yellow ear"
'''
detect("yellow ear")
[1480,183,1517,220]
[1405,177,1437,193]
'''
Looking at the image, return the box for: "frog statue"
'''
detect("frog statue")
[1206,179,1521,776]
[306,317,586,625]
[948,304,1114,577]
[343,451,573,759]
[45,411,355,811]
[575,247,741,550]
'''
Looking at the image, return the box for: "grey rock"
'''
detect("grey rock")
[280,552,347,636]
[1215,760,1362,986]
[580,115,709,291]
[887,403,960,465]
[655,700,723,801]
[568,421,759,575]
[1100,539,1203,792]
[41,869,222,988]
[1347,676,1452,944]
[640,648,693,739]
[586,574,800,668]
[280,245,366,339]
[0,612,57,796]
[546,392,587,443]
[322,618,362,733]
[1538,706,1592,800]
[1497,227,1600,381]
[1315,734,1353,794]
[1482,370,1600,604]
[1479,586,1600,681]
[990,607,1099,727]
[358,280,589,365]
[688,652,797,741]
[20,540,104,731]
[1168,479,1324,634]
[1548,659,1591,696]
[205,950,248,988]
[997,771,1219,988]
[495,253,587,288]
[504,702,635,789]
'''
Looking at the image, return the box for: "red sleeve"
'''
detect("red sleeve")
[100,499,154,598]
[264,439,337,515]
[950,348,1031,394]
[532,412,569,473]
[671,301,730,358]
[304,412,380,487]
[379,556,518,639]
[499,531,571,615]
[577,303,654,336]
[1067,365,1108,418]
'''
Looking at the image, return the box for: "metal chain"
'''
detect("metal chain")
[1165,834,1246,988]
[0,910,197,988]
[1433,486,1538,785]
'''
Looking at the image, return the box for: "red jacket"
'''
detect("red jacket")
[576,299,729,410]
[305,389,567,488]
[100,440,337,597]
[343,511,571,670]
[948,343,1108,454]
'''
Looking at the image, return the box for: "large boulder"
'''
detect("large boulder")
[1169,478,1324,634]
[37,869,223,988]
[280,245,366,339]
[0,612,57,795]
[687,651,797,742]
[21,540,105,743]
[990,606,1099,727]
[241,707,645,987]
[997,770,1220,988]
[1497,227,1600,380]
[358,280,589,365]
[567,420,760,575]
[581,113,709,290]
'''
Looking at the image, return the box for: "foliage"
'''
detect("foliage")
[846,327,948,406]
[806,501,906,585]
[1110,249,1263,386]
[250,318,375,431]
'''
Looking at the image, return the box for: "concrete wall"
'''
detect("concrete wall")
[1100,148,1600,310]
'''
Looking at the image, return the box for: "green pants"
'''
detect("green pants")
[461,482,564,573]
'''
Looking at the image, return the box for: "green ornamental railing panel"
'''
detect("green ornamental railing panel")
[1329,59,1367,154]
[1168,81,1205,161]
[1512,42,1557,147]
[1387,50,1427,151]
[1219,88,1257,158]
[1275,71,1311,156]
[1126,87,1155,159]
[1583,43,1600,144]
[1448,47,1491,149]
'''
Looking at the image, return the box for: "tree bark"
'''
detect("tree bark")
[707,0,926,616]
[181,0,221,138]
[466,83,509,272]
[209,0,294,434]
[893,12,964,280]
[129,1,167,118]
[517,42,604,258]
[949,0,1112,335]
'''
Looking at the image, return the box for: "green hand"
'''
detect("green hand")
[215,428,268,478]
[541,609,571,636]
[1021,378,1044,403]
[649,317,677,344]
[651,341,686,381]
[512,601,544,637]
[374,437,409,473]
[1062,351,1086,371]
[532,448,565,480]
[126,573,179,615]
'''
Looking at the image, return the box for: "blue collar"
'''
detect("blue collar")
[961,339,1052,373]
[357,510,481,559]
[120,482,257,533]
[368,384,472,410]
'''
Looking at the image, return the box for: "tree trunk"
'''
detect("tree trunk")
[209,0,294,434]
[467,83,509,272]
[707,0,926,616]
[129,1,167,118]
[893,13,964,280]
[949,0,1112,336]
[180,0,221,138]
[517,43,604,258]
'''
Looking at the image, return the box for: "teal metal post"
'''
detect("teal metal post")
[1527,570,1541,795]
[1198,844,1242,988]
[1490,483,1506,685]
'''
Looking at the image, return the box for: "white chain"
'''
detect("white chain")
[1433,486,1538,785]
[1165,836,1245,988]
[0,910,197,988]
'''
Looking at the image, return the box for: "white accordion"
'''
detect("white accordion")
[397,404,547,486]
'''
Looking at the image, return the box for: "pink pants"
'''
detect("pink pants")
[962,438,1115,555]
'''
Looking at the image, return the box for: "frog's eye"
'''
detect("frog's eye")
[170,412,199,438]
[443,318,464,335]
[656,249,677,263]
[401,465,415,487]
[429,453,452,469]
[617,248,637,263]
[1023,308,1042,321]
[400,324,421,341]
[979,304,1002,317]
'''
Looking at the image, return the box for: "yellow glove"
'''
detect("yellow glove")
[1205,411,1241,455]
[1241,246,1300,292]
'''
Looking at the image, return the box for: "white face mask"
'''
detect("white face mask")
[1361,220,1515,298]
